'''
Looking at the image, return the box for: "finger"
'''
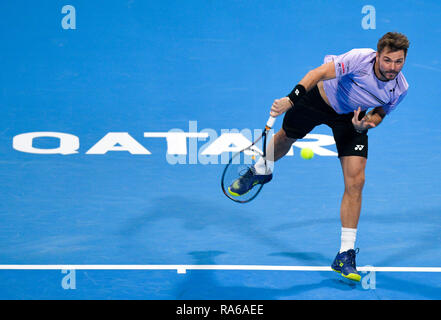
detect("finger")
[352,112,360,124]
[352,117,359,125]
[355,107,362,117]
[352,107,360,119]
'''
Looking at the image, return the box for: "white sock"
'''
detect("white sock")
[253,156,274,175]
[339,227,357,253]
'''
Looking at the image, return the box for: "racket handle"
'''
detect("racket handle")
[265,116,276,130]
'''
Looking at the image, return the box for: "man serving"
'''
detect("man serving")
[229,32,410,281]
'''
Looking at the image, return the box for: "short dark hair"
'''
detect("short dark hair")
[377,32,410,56]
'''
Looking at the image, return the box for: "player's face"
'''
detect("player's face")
[376,48,406,80]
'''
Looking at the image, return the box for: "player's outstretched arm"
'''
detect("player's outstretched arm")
[270,62,336,117]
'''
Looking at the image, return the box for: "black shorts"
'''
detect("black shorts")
[282,85,368,158]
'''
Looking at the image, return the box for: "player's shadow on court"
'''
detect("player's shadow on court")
[118,195,307,255]
[174,251,365,300]
[120,195,259,231]
[119,195,352,287]
[119,197,440,298]
[269,252,331,266]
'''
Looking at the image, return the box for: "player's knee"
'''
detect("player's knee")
[344,169,365,194]
[345,175,365,195]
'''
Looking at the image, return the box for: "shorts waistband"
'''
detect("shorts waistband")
[306,85,337,114]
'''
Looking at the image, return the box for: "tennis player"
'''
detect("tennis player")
[229,32,409,281]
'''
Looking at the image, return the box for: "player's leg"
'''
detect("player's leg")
[253,128,296,174]
[330,117,368,282]
[331,156,367,282]
[254,86,329,174]
[339,155,366,229]
[267,128,297,162]
[227,129,296,197]
[228,87,327,196]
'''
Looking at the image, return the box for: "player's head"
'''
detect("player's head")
[376,32,410,80]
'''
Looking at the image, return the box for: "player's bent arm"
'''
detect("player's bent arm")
[271,62,336,117]
[298,62,336,91]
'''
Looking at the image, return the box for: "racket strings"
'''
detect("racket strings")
[221,127,271,203]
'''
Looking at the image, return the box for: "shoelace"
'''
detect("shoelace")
[239,167,255,180]
[347,248,360,268]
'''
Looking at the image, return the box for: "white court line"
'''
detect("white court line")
[0,265,441,274]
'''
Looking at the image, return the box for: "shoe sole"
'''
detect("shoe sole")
[228,181,260,197]
[342,273,361,282]
[332,268,361,282]
[227,187,242,197]
[331,267,341,274]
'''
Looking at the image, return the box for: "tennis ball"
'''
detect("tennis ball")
[300,148,314,160]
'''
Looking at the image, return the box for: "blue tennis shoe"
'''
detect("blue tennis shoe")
[228,167,272,196]
[331,248,361,282]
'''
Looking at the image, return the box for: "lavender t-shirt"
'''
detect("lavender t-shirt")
[322,48,408,115]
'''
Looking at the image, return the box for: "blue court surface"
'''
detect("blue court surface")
[1,1,440,300]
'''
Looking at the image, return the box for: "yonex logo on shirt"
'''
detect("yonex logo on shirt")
[355,145,364,151]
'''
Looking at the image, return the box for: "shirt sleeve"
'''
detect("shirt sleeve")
[324,49,373,78]
[382,90,407,115]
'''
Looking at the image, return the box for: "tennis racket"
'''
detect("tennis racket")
[221,116,276,203]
